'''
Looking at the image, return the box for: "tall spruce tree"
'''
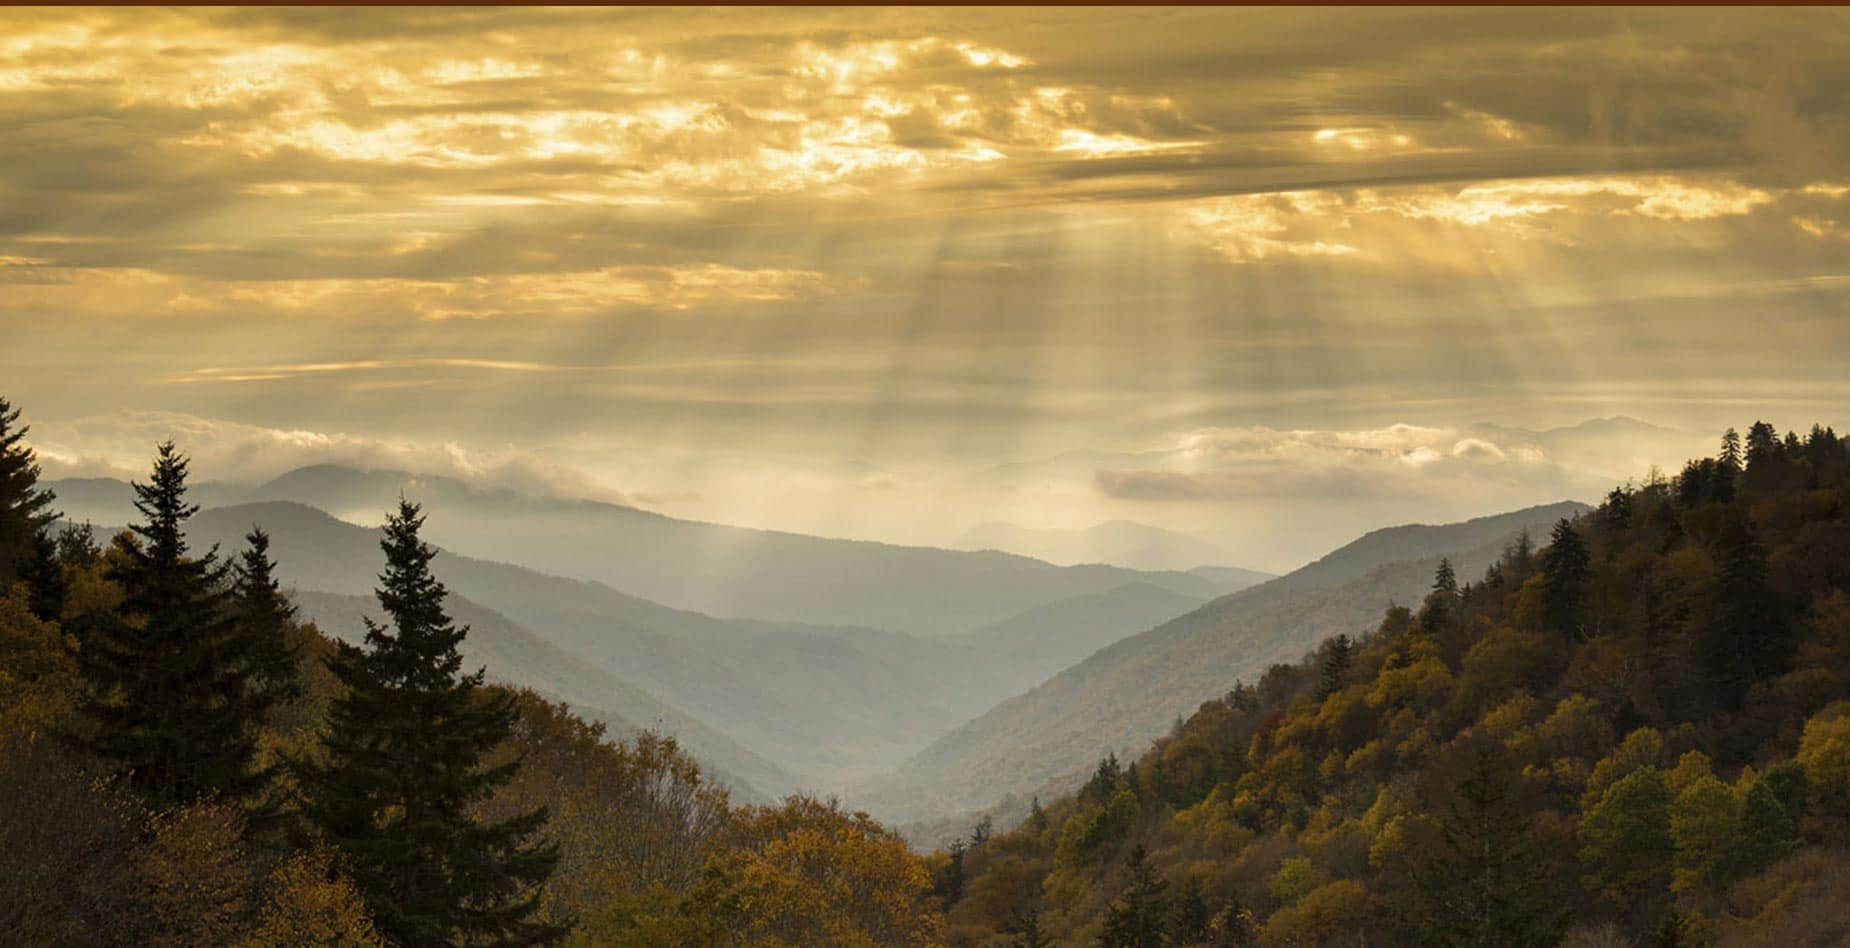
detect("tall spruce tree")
[294,499,561,946]
[1433,557,1458,595]
[1719,428,1742,473]
[1540,519,1590,639]
[1415,749,1567,947]
[1422,557,1460,629]
[74,442,264,806]
[23,529,66,622]
[1699,512,1785,708]
[54,520,101,568]
[0,396,57,588]
[1172,876,1212,945]
[1100,844,1169,948]
[231,527,302,708]
[1603,487,1632,531]
[1316,634,1352,701]
[938,838,968,906]
[1027,796,1049,834]
[1006,907,1054,948]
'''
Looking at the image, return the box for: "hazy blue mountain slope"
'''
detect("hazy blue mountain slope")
[52,468,1224,637]
[289,589,793,802]
[954,582,1209,697]
[243,466,1225,636]
[957,519,1255,573]
[858,502,1587,824]
[164,502,1099,790]
[1188,564,1277,590]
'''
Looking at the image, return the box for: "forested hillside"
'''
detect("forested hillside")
[931,423,1850,945]
[861,503,1585,828]
[9,390,1850,946]
[0,398,948,946]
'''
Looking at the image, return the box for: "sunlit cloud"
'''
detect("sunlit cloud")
[29,409,630,504]
[0,262,845,319]
[2,8,1847,566]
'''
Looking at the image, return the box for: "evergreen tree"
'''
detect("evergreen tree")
[1650,911,1695,948]
[1719,427,1742,473]
[1172,876,1211,945]
[0,397,57,587]
[1483,560,1504,590]
[1803,424,1844,471]
[294,500,561,946]
[1416,749,1566,946]
[1603,487,1632,531]
[1503,530,1534,581]
[1100,844,1168,948]
[53,520,100,568]
[1026,796,1049,834]
[1433,557,1458,595]
[1540,519,1590,639]
[1744,421,1779,468]
[1742,421,1787,492]
[1006,907,1054,948]
[1316,634,1352,701]
[1422,557,1460,629]
[1148,755,1172,804]
[970,815,994,848]
[938,838,967,906]
[1208,896,1258,948]
[1676,459,1712,509]
[73,442,265,807]
[1081,753,1122,805]
[231,527,302,707]
[23,529,65,622]
[1699,513,1785,708]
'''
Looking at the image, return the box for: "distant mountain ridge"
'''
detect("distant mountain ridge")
[957,520,1271,576]
[51,465,1224,638]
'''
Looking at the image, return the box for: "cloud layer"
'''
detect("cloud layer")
[2,9,1847,566]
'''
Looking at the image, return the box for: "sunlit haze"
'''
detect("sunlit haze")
[6,7,1848,571]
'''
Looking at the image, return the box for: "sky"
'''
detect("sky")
[3,7,1848,571]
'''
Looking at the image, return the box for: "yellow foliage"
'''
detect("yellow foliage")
[1172,787,1255,855]
[1668,774,1737,893]
[1265,857,1326,906]
[241,850,383,948]
[1258,879,1368,947]
[1796,700,1850,830]
[0,585,79,737]
[1478,690,1539,744]
[134,803,254,948]
[1582,727,1669,808]
[1534,693,1614,765]
[1366,638,1452,713]
[1666,750,1715,796]
[693,796,943,947]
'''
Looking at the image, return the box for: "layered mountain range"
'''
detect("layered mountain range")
[53,465,1581,825]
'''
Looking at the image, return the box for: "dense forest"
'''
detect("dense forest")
[3,392,1849,946]
[932,423,1850,946]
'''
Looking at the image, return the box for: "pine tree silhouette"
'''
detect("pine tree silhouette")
[293,499,562,946]
[75,442,265,807]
